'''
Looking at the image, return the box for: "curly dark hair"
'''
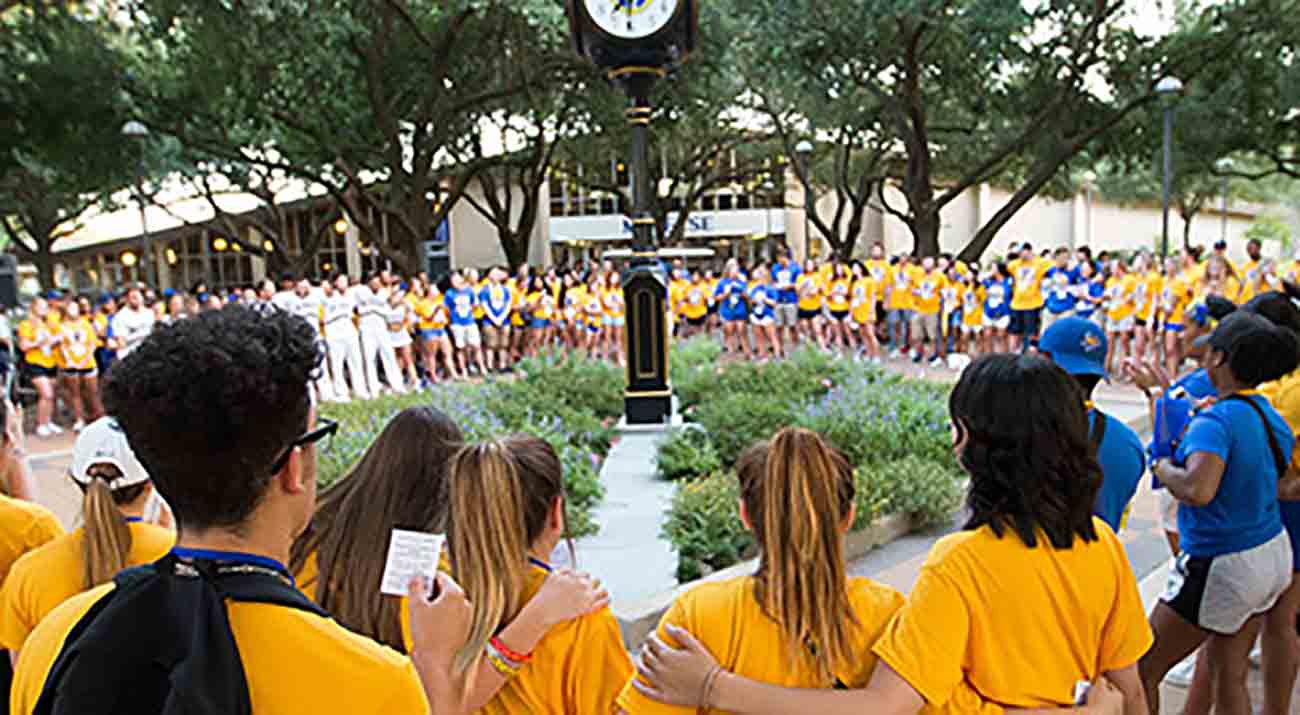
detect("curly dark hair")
[102,306,322,531]
[950,354,1102,549]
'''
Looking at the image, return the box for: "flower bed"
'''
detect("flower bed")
[319,354,622,538]
[660,339,964,581]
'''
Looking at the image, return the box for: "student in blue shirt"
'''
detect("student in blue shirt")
[748,266,780,361]
[1139,312,1300,715]
[1039,318,1146,532]
[444,272,487,377]
[1043,248,1078,332]
[714,262,751,358]
[478,267,514,374]
[770,254,801,346]
[980,263,1014,354]
[1073,260,1106,324]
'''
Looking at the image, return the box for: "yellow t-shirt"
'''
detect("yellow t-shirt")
[17,319,56,369]
[866,260,892,291]
[1105,275,1138,322]
[668,281,690,319]
[872,521,1152,709]
[296,549,420,654]
[797,275,825,312]
[682,283,710,320]
[0,521,174,653]
[1137,272,1163,322]
[0,496,63,586]
[474,565,632,714]
[888,266,915,311]
[1260,371,1300,474]
[851,278,878,324]
[1162,275,1193,326]
[58,318,97,371]
[1008,258,1052,311]
[961,285,986,327]
[912,270,947,316]
[604,287,625,319]
[10,580,429,715]
[617,575,905,714]
[826,278,852,312]
[1237,259,1264,303]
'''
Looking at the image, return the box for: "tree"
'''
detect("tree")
[0,4,134,289]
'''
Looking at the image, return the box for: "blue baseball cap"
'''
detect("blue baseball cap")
[1040,317,1108,376]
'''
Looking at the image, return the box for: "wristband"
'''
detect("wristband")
[491,636,532,664]
[484,643,520,678]
[700,664,723,708]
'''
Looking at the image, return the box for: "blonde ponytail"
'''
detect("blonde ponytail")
[82,478,134,589]
[445,435,565,675]
[738,427,858,683]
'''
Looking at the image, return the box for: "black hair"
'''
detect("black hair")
[1072,373,1103,395]
[101,306,322,530]
[949,354,1101,549]
[1213,313,1300,387]
[1021,242,1033,253]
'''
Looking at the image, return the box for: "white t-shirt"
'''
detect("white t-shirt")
[322,292,358,337]
[270,291,297,312]
[351,286,389,332]
[113,307,156,357]
[291,291,325,335]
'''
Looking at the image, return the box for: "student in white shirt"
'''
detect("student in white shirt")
[352,274,406,397]
[321,276,366,401]
[111,287,156,359]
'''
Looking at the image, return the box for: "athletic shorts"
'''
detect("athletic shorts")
[530,319,550,330]
[61,367,96,377]
[482,324,510,350]
[450,323,481,349]
[828,309,850,323]
[775,303,798,327]
[1161,529,1292,635]
[686,315,707,328]
[605,316,625,327]
[26,364,57,380]
[1165,322,1185,334]
[418,328,447,341]
[911,312,941,342]
[798,308,822,322]
[586,323,601,335]
[984,314,1010,330]
[751,314,775,327]
[888,309,913,329]
[1107,316,1135,334]
[1008,308,1042,337]
[1157,488,1179,534]
[1135,318,1149,328]
[961,323,983,335]
[721,312,748,324]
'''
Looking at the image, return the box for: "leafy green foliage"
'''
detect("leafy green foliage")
[866,457,965,529]
[655,426,722,481]
[662,472,750,582]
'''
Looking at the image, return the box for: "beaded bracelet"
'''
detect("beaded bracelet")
[491,635,533,664]
[484,643,520,678]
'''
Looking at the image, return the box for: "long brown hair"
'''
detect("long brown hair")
[289,407,463,652]
[445,435,566,674]
[79,467,146,589]
[737,427,858,683]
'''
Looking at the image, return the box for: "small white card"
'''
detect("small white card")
[380,529,445,597]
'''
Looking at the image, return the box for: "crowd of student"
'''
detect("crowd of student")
[0,232,1298,714]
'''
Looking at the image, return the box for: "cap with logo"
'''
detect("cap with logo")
[70,417,151,490]
[1040,316,1108,377]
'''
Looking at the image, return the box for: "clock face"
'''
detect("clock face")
[584,0,678,40]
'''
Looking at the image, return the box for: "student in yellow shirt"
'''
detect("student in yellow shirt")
[619,427,920,714]
[583,274,607,355]
[603,271,626,368]
[1104,258,1139,375]
[797,260,827,350]
[290,406,608,710]
[527,277,557,359]
[1235,238,1265,304]
[9,307,473,715]
[680,272,711,339]
[668,268,691,339]
[909,257,947,366]
[633,354,1150,715]
[886,256,915,357]
[56,300,102,432]
[16,298,61,439]
[849,262,881,363]
[824,263,853,352]
[566,273,590,349]
[444,434,632,714]
[1008,242,1054,351]
[1130,254,1161,365]
[1160,256,1195,378]
[0,417,174,662]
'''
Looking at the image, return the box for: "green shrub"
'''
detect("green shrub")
[693,392,797,466]
[866,457,965,528]
[655,426,722,481]
[661,472,751,582]
[670,336,724,388]
[516,354,623,419]
[797,372,955,469]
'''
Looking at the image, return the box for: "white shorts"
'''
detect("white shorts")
[751,315,774,327]
[984,315,1010,330]
[450,323,481,348]
[1107,316,1135,333]
[388,329,412,349]
[1161,530,1292,635]
[1157,488,1179,533]
[961,323,983,336]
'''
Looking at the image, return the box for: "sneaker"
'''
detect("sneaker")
[72,420,86,432]
[889,349,902,359]
[1164,654,1197,688]
[47,423,64,435]
[912,353,923,364]
[930,357,944,367]
[34,424,53,438]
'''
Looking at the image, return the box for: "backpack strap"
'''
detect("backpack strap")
[1224,394,1289,478]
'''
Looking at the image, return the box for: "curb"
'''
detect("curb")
[612,512,915,649]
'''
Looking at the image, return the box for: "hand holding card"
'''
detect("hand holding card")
[381,529,445,597]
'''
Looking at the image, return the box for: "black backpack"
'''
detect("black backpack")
[32,554,327,715]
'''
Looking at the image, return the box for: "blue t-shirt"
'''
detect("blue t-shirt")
[1044,267,1077,315]
[1174,394,1292,557]
[478,283,513,326]
[1074,279,1105,318]
[771,263,801,304]
[982,278,1013,319]
[714,278,749,321]
[444,288,477,326]
[1090,409,1147,531]
[748,285,775,319]
[1173,368,1216,401]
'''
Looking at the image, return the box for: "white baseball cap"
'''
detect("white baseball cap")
[71,417,151,490]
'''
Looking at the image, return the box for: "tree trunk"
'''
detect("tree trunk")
[911,208,941,258]
[500,231,530,269]
[33,248,56,292]
[1183,215,1195,253]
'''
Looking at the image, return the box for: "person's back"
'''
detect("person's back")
[0,496,61,586]
[1089,410,1146,531]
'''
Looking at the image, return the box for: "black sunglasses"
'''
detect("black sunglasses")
[269,418,338,475]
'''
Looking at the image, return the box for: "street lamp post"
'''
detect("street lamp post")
[1081,170,1098,249]
[1215,157,1234,244]
[121,120,154,288]
[1155,76,1184,259]
[795,140,813,259]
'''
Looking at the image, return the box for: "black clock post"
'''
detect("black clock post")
[566,0,697,425]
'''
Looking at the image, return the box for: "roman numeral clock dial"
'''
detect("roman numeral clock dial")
[584,0,678,40]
